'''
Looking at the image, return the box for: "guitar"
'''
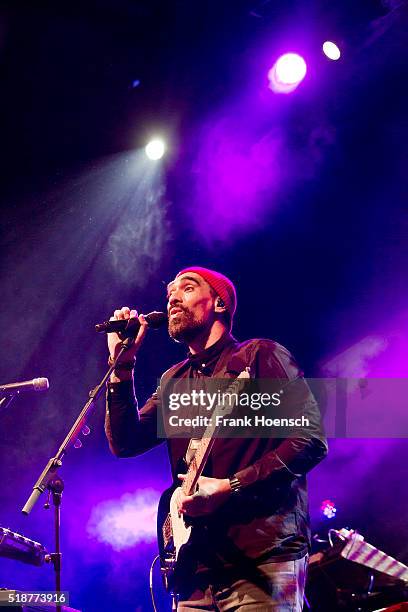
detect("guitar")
[157,368,251,593]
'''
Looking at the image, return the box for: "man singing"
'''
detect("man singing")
[105,266,327,610]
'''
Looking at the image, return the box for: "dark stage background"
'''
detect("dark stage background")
[0,1,407,611]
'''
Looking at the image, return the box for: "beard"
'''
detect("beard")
[168,309,207,343]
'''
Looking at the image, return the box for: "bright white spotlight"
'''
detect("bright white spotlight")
[323,41,341,61]
[268,53,307,94]
[275,53,307,84]
[145,138,166,160]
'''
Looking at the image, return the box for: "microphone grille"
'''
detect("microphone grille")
[33,378,50,391]
[146,311,168,329]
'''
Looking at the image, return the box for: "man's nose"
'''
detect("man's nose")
[168,291,182,307]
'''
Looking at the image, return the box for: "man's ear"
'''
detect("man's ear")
[214,297,226,313]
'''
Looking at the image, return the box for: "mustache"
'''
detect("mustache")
[169,305,188,315]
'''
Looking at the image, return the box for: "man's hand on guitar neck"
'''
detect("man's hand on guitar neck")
[176,474,232,517]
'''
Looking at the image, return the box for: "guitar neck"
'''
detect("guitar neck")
[181,425,217,496]
[181,369,250,496]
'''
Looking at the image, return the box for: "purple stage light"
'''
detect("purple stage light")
[87,489,159,551]
[323,41,341,61]
[321,499,337,519]
[268,53,307,93]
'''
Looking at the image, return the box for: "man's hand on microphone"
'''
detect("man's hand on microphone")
[108,307,148,383]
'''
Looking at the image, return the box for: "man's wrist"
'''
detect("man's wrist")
[108,355,136,369]
[109,371,133,383]
[219,478,232,494]
[108,355,136,383]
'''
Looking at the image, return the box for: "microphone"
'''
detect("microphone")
[95,311,167,337]
[0,378,50,395]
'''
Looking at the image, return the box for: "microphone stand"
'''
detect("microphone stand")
[0,394,17,413]
[22,337,136,609]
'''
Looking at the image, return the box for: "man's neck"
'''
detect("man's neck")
[188,322,228,354]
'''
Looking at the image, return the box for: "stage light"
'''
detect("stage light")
[323,41,341,61]
[268,53,307,94]
[321,499,337,519]
[275,53,307,84]
[145,138,166,160]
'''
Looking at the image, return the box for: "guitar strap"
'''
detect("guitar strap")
[184,340,247,467]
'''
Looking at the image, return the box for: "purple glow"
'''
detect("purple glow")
[190,112,337,242]
[323,41,341,61]
[268,53,307,93]
[87,489,159,551]
[191,118,283,241]
[317,311,408,438]
[322,335,389,378]
[322,310,408,378]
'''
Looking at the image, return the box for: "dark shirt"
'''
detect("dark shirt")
[105,333,328,567]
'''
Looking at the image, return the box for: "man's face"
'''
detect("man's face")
[166,273,217,342]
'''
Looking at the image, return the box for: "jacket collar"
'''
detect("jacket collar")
[187,333,235,372]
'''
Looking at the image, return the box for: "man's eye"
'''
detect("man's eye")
[185,285,194,292]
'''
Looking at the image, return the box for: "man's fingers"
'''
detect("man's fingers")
[138,314,148,332]
[178,495,196,514]
[134,314,148,343]
[108,307,145,374]
[113,307,134,320]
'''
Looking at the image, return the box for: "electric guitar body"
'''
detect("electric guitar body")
[157,484,204,592]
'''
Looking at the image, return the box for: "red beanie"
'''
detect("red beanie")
[176,266,237,316]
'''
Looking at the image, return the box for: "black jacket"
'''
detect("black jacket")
[105,334,328,564]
